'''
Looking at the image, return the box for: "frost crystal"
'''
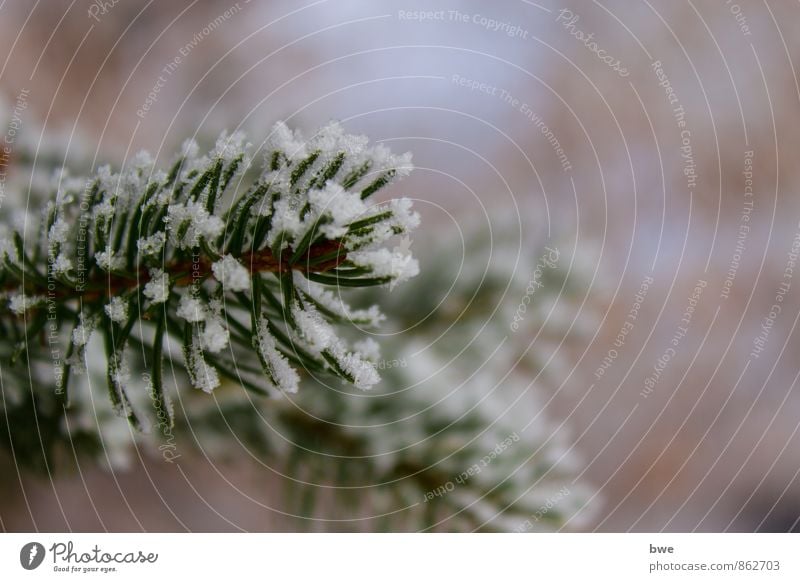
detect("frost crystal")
[200,317,230,353]
[104,297,128,323]
[353,338,381,363]
[48,218,70,244]
[349,248,420,285]
[213,130,250,166]
[329,342,380,390]
[72,313,97,347]
[187,344,220,393]
[95,246,125,271]
[167,201,224,249]
[388,198,421,232]
[52,254,73,275]
[211,255,250,292]
[265,197,302,245]
[255,319,300,393]
[181,138,200,160]
[137,232,166,257]
[8,293,43,315]
[291,303,379,389]
[110,354,131,395]
[299,280,385,327]
[177,294,207,323]
[267,122,307,160]
[307,182,367,239]
[293,304,335,353]
[370,143,414,177]
[143,269,170,304]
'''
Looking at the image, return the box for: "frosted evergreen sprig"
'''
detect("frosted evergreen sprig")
[0,122,419,432]
[179,212,596,531]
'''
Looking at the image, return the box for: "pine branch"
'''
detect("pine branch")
[178,215,595,531]
[0,122,420,434]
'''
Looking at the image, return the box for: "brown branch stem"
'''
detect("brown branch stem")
[8,239,347,305]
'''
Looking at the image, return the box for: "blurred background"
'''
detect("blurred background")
[1,0,800,532]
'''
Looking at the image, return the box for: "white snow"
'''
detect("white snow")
[329,341,380,390]
[200,317,230,353]
[265,197,302,247]
[8,293,43,315]
[292,303,335,353]
[256,318,299,393]
[104,296,128,323]
[388,198,421,232]
[370,144,413,177]
[213,130,250,166]
[299,279,385,327]
[177,294,207,323]
[143,269,170,304]
[211,255,250,292]
[348,248,419,284]
[187,343,220,393]
[137,232,166,257]
[52,253,73,275]
[110,353,131,396]
[181,138,200,160]
[167,200,224,249]
[307,181,367,239]
[72,313,97,347]
[48,217,70,244]
[353,337,381,363]
[95,246,124,271]
[268,121,308,161]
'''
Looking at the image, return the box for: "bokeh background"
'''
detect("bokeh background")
[2,0,800,532]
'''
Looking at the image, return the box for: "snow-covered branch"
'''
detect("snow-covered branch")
[0,121,419,433]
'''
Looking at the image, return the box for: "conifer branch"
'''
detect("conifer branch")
[0,122,420,432]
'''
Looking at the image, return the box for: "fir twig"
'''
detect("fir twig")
[0,122,420,435]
